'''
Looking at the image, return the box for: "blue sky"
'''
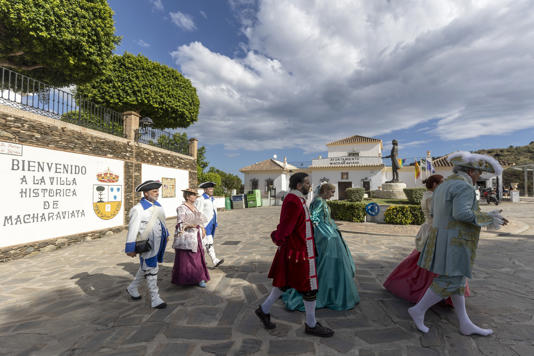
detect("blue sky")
[109,0,534,177]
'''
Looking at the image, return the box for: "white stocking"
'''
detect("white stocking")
[451,295,493,336]
[304,300,317,328]
[127,267,144,298]
[408,287,443,333]
[261,287,282,314]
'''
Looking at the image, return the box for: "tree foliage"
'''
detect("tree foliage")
[76,52,199,129]
[208,167,242,194]
[0,0,119,86]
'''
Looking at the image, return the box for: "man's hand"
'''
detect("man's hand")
[126,252,137,257]
[501,217,509,226]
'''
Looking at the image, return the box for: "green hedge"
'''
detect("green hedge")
[403,188,426,204]
[327,201,366,223]
[384,205,425,225]
[345,188,365,202]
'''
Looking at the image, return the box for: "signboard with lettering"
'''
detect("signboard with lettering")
[329,156,360,165]
[0,142,124,248]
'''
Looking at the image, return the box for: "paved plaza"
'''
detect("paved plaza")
[1,200,534,355]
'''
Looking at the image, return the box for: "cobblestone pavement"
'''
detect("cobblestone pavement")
[1,199,533,355]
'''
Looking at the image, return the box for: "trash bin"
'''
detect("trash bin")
[247,189,262,208]
[225,196,232,210]
[231,194,245,209]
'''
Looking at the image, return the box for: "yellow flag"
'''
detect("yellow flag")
[415,161,421,179]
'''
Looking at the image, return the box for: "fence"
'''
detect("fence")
[1,66,123,137]
[138,126,190,156]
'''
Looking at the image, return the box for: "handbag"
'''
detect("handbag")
[135,206,161,254]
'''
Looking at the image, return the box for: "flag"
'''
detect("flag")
[397,158,406,167]
[415,160,421,179]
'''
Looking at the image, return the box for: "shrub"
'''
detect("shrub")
[327,201,366,223]
[384,205,424,225]
[403,188,426,204]
[345,188,365,202]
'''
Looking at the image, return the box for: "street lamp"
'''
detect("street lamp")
[135,116,153,141]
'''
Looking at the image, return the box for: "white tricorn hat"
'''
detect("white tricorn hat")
[447,151,503,175]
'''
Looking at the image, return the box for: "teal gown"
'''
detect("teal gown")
[281,197,360,311]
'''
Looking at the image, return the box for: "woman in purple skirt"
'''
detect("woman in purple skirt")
[171,188,210,288]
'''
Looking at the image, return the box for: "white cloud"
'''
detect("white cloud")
[170,11,196,31]
[172,0,534,151]
[200,10,207,19]
[136,39,151,48]
[148,0,163,12]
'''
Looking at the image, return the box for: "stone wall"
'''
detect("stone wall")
[0,105,197,262]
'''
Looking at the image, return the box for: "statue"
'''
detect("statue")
[384,139,400,183]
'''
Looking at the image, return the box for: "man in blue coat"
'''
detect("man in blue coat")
[409,151,507,336]
[195,181,224,267]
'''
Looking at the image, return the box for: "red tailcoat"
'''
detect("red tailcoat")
[268,192,318,292]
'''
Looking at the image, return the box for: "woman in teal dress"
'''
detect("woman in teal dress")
[282,183,359,311]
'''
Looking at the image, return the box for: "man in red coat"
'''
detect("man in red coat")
[255,172,334,337]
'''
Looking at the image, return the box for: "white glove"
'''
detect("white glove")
[487,210,505,231]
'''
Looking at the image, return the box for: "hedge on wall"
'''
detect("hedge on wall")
[345,188,365,202]
[384,205,425,225]
[403,188,426,205]
[327,201,366,223]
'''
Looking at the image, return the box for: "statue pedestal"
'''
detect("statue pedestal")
[371,182,407,199]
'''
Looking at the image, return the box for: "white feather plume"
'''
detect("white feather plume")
[447,151,503,175]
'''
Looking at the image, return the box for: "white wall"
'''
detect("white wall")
[1,142,124,248]
[327,143,381,158]
[243,172,288,196]
[141,163,189,218]
[310,168,384,200]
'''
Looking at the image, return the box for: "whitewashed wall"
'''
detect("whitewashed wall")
[310,168,384,200]
[243,172,289,196]
[327,143,382,158]
[141,163,189,218]
[0,143,124,248]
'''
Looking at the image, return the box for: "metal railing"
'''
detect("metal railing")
[0,66,123,137]
[138,126,190,156]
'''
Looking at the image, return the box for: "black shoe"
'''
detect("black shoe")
[255,306,276,329]
[305,322,334,337]
[214,258,225,268]
[126,288,141,300]
[154,302,167,309]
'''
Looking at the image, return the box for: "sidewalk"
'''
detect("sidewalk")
[0,203,533,355]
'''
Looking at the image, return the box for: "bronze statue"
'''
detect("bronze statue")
[384,139,400,183]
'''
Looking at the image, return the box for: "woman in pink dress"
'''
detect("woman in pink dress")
[171,188,210,288]
[383,174,470,304]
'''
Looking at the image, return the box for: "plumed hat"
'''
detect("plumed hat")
[198,181,216,188]
[135,180,162,192]
[447,151,502,175]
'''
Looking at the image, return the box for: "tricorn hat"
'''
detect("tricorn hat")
[135,180,162,192]
[181,188,199,195]
[198,181,216,188]
[447,151,502,175]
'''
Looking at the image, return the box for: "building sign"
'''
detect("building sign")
[0,142,124,248]
[161,177,176,198]
[329,156,360,165]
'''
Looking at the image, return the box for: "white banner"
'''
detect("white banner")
[141,163,189,218]
[0,142,124,248]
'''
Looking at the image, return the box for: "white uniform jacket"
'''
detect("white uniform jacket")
[195,193,217,244]
[125,198,169,269]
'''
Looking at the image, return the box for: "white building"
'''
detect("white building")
[240,157,298,201]
[309,135,386,200]
[239,134,507,201]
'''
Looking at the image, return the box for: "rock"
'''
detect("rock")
[41,245,57,252]
[55,238,68,245]
[105,231,114,236]
[25,247,35,253]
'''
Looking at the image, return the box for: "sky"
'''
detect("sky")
[109,0,534,177]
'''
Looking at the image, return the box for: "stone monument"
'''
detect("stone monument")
[372,139,407,199]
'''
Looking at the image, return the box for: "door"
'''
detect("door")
[338,182,352,200]
[363,180,371,194]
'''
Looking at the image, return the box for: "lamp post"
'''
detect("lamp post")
[135,116,153,142]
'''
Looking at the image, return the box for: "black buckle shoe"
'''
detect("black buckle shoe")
[305,322,334,337]
[154,302,167,309]
[214,258,225,267]
[255,306,276,329]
